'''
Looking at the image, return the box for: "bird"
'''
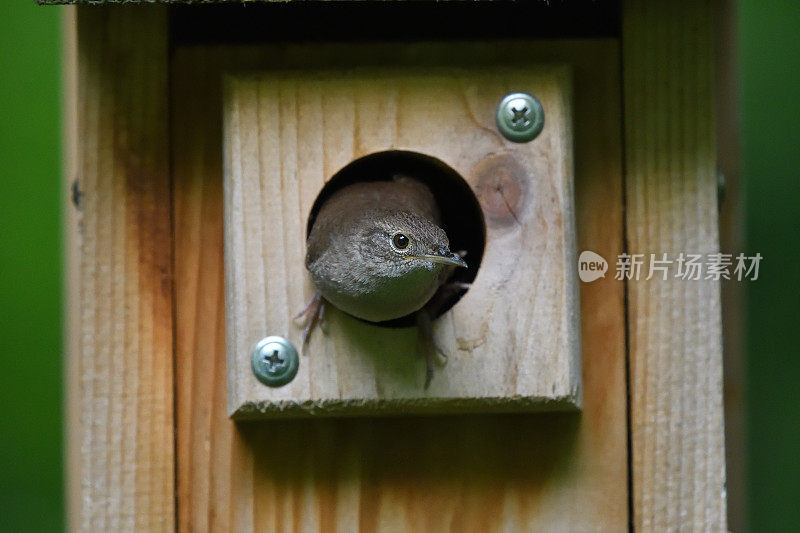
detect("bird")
[297,175,468,387]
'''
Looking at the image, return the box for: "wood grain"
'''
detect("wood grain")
[173,40,627,531]
[223,68,580,418]
[623,0,728,530]
[66,7,174,531]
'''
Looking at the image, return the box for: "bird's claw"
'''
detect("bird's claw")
[446,281,471,292]
[294,292,325,351]
[318,310,329,334]
[416,308,448,390]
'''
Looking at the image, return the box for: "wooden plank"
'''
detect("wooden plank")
[66,7,174,531]
[223,67,580,418]
[173,40,626,531]
[713,0,746,529]
[622,0,728,530]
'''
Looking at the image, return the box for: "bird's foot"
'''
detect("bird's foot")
[444,281,471,292]
[416,309,447,390]
[294,292,325,351]
[425,280,472,318]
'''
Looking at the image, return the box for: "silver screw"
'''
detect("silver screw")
[251,336,299,387]
[496,92,545,143]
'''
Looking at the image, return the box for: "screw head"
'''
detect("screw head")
[251,336,299,387]
[495,92,545,143]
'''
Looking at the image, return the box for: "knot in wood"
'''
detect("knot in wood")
[472,152,529,228]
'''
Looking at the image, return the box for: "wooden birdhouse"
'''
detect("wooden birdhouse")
[55,1,734,530]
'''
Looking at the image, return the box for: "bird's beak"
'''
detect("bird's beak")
[410,249,468,268]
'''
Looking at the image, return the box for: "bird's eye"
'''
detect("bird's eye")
[391,233,410,250]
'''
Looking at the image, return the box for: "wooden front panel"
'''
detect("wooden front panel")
[223,66,580,418]
[173,40,626,531]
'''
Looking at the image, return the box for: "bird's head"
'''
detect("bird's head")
[354,209,467,278]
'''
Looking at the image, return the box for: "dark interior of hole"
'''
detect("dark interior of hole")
[306,151,486,328]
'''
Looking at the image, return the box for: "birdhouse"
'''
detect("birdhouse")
[56,1,733,531]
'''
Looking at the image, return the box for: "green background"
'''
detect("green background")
[0,1,64,531]
[740,0,800,529]
[0,1,797,531]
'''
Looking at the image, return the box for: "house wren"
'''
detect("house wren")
[299,175,467,386]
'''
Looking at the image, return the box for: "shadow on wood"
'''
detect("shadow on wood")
[237,411,581,529]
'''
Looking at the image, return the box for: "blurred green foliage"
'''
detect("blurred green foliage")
[740,0,800,530]
[0,2,64,531]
